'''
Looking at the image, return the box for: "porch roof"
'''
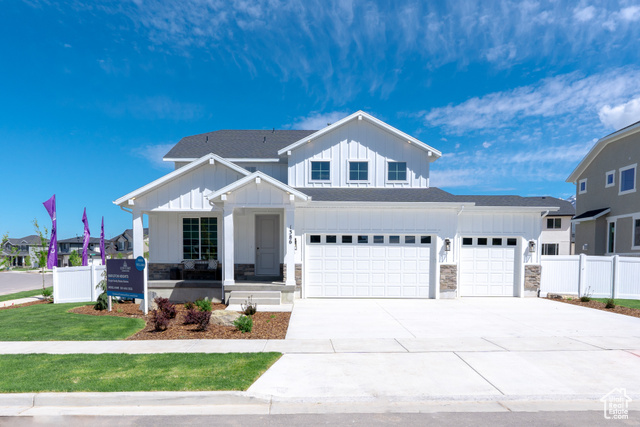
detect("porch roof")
[207,171,310,202]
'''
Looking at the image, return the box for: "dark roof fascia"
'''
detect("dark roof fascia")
[572,207,610,222]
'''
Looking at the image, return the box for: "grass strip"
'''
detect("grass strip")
[592,298,640,310]
[0,353,281,392]
[0,287,52,302]
[0,302,145,341]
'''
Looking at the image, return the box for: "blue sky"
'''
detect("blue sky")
[2,0,640,239]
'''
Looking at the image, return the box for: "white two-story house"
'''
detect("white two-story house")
[114,111,559,303]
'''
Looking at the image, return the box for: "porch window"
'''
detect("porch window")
[183,217,218,260]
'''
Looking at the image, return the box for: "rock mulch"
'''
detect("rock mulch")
[70,302,290,340]
[547,297,640,319]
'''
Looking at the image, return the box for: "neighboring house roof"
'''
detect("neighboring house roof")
[460,196,575,214]
[163,129,317,161]
[572,207,611,221]
[57,237,103,244]
[114,153,250,206]
[5,235,45,246]
[110,228,149,242]
[277,111,442,158]
[567,120,640,183]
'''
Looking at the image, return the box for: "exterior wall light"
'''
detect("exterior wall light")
[444,238,451,252]
[528,240,536,253]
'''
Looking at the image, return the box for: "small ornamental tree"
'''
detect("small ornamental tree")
[69,250,81,267]
[33,219,51,299]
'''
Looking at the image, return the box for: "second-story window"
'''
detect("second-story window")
[546,218,561,229]
[349,161,368,181]
[388,162,407,181]
[311,161,330,181]
[619,164,636,195]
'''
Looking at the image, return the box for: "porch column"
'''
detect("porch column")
[223,205,235,286]
[132,209,144,259]
[284,206,296,287]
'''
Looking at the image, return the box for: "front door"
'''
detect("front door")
[256,215,280,276]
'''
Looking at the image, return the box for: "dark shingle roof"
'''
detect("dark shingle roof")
[296,189,576,211]
[164,130,317,160]
[57,236,103,244]
[573,208,610,220]
[6,235,45,245]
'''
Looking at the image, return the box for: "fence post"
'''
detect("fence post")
[52,266,58,303]
[578,253,586,297]
[612,255,619,299]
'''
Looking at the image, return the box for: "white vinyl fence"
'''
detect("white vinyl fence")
[53,265,106,303]
[541,254,640,299]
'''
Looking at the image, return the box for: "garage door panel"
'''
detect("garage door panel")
[306,234,431,298]
[460,242,516,297]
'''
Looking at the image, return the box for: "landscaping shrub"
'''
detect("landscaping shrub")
[233,315,253,333]
[195,310,211,331]
[154,297,176,319]
[41,287,53,302]
[194,298,212,312]
[580,287,593,302]
[184,301,195,310]
[183,307,199,325]
[94,293,109,311]
[242,296,257,316]
[152,309,170,331]
[605,298,616,309]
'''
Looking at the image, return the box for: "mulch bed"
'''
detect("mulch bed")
[548,297,640,319]
[70,302,290,340]
[0,300,50,310]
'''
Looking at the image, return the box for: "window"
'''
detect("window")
[608,222,615,253]
[542,243,559,255]
[342,235,353,244]
[634,219,640,248]
[388,162,407,181]
[405,236,415,244]
[389,236,400,244]
[492,238,502,246]
[183,217,218,260]
[507,238,517,246]
[579,178,587,194]
[477,238,488,245]
[546,218,562,229]
[358,235,368,244]
[349,161,368,181]
[373,236,384,244]
[310,235,321,244]
[326,235,337,243]
[619,164,636,195]
[606,170,615,188]
[311,161,330,181]
[462,237,473,245]
[421,236,431,244]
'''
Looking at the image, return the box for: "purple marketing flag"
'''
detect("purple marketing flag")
[82,208,90,266]
[100,216,105,265]
[42,195,57,269]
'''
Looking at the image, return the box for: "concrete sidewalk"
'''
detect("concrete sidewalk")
[0,296,42,308]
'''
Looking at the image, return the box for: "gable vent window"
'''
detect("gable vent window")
[388,162,407,181]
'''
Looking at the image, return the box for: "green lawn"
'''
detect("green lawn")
[0,287,52,302]
[0,302,145,341]
[0,353,281,392]
[593,298,640,310]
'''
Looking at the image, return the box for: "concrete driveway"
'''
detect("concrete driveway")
[249,298,640,404]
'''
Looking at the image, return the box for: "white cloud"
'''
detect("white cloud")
[288,111,350,130]
[132,143,175,169]
[620,6,640,21]
[573,6,595,22]
[598,97,640,130]
[482,142,492,148]
[422,68,640,134]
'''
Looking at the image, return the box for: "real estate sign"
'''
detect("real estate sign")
[106,259,145,299]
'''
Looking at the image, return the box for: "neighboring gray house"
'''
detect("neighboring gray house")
[57,236,103,266]
[567,120,640,256]
[110,228,149,259]
[1,235,47,268]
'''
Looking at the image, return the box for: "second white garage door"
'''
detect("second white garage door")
[460,237,517,296]
[305,234,432,298]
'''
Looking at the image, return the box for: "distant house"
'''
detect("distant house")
[530,197,575,255]
[567,121,640,256]
[110,228,149,259]
[57,236,103,267]
[1,235,47,268]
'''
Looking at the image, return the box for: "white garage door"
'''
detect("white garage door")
[460,237,517,296]
[305,234,432,298]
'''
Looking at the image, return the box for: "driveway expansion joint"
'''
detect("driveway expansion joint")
[453,351,506,396]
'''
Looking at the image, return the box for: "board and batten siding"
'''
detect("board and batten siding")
[287,120,433,188]
[133,162,245,212]
[233,162,288,183]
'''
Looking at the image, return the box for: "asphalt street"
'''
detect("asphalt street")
[0,271,52,295]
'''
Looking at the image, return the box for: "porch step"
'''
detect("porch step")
[228,290,281,306]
